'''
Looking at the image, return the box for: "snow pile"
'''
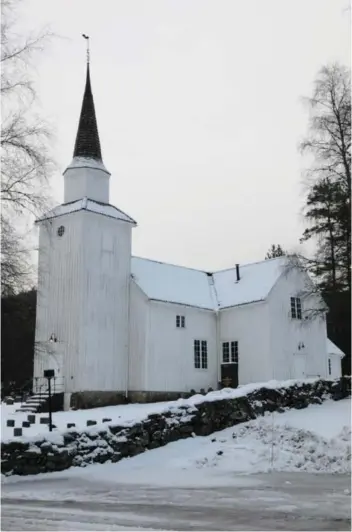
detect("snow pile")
[189,415,351,474]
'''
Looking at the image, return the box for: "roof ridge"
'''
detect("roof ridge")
[214,256,286,274]
[132,256,209,274]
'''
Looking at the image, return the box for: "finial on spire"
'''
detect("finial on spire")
[73,35,102,161]
[82,34,90,64]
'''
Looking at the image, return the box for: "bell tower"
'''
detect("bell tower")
[33,39,136,410]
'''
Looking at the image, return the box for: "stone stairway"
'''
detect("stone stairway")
[16,392,50,413]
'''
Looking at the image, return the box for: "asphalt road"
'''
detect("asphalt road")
[2,472,351,531]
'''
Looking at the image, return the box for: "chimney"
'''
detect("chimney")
[235,263,240,282]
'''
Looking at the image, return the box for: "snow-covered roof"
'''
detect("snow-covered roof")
[327,338,345,358]
[131,257,217,310]
[131,256,287,310]
[213,258,286,309]
[36,198,136,225]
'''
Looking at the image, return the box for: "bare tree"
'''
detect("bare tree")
[1,0,55,294]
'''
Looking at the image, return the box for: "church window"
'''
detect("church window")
[57,225,65,237]
[222,341,239,364]
[328,358,332,376]
[176,315,185,328]
[194,340,207,369]
[290,297,302,319]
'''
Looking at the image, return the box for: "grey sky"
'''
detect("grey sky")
[23,0,350,270]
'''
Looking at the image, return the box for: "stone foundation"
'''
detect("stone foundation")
[70,390,189,409]
[70,391,128,410]
[128,390,189,403]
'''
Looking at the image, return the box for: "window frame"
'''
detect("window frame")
[222,341,239,364]
[176,315,186,329]
[194,339,208,369]
[291,297,302,320]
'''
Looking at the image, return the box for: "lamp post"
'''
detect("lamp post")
[43,369,55,431]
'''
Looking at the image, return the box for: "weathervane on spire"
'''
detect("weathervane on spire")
[82,34,90,64]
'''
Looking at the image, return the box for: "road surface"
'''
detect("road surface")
[1,472,351,530]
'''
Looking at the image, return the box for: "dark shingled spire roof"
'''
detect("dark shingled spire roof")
[73,64,102,161]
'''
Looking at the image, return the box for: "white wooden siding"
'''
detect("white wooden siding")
[146,301,217,393]
[327,355,342,379]
[128,280,148,391]
[219,302,272,384]
[267,269,328,380]
[34,210,133,393]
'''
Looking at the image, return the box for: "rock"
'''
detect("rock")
[86,420,97,426]
[216,450,223,456]
[67,423,76,428]
[102,418,112,423]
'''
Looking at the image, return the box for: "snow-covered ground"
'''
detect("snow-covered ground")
[2,399,351,530]
[1,378,325,442]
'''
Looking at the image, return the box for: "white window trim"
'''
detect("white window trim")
[221,340,239,365]
[194,339,208,370]
[176,315,186,329]
[290,297,302,320]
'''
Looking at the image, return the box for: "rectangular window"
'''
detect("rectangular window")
[194,340,207,369]
[201,340,208,369]
[291,297,302,319]
[222,341,239,364]
[194,340,200,368]
[328,358,332,376]
[231,341,239,364]
[176,315,186,328]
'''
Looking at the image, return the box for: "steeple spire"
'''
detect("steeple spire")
[73,35,102,161]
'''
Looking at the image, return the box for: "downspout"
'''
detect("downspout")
[216,309,221,387]
[126,277,132,399]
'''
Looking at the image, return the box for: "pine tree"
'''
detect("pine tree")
[265,244,285,260]
[301,63,351,294]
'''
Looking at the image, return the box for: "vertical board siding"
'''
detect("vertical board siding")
[128,281,148,391]
[146,302,217,393]
[219,303,271,385]
[268,269,328,380]
[34,210,132,393]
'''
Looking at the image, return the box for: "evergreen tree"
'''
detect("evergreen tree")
[300,63,351,295]
[265,244,285,260]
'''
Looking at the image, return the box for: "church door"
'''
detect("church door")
[221,341,239,388]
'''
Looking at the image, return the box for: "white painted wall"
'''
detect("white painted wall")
[327,354,342,379]
[128,279,149,391]
[34,209,133,394]
[34,214,83,391]
[267,268,328,380]
[145,301,217,393]
[64,165,110,204]
[219,302,272,384]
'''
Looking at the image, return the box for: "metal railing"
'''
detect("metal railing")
[33,376,65,396]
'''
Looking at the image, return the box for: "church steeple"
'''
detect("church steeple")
[73,63,102,161]
[63,36,111,205]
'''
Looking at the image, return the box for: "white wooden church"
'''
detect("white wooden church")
[33,61,343,410]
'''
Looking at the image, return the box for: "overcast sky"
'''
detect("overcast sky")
[22,0,350,270]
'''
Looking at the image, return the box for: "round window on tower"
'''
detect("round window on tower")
[57,225,65,237]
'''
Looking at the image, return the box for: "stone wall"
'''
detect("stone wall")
[2,377,350,477]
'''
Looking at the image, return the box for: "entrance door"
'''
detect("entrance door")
[221,341,239,388]
[293,354,306,379]
[221,363,239,388]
